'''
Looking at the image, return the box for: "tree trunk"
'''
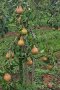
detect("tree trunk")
[19,58,23,85]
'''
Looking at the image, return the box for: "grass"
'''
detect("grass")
[35,29,60,52]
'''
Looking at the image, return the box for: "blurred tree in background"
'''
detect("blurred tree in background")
[0,0,60,37]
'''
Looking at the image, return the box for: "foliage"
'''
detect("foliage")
[0,0,60,90]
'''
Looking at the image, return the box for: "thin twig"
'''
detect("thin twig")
[8,37,17,50]
[30,28,36,39]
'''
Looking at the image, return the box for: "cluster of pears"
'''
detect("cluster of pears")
[25,45,39,66]
[5,28,39,82]
[4,5,39,82]
[18,28,28,46]
[4,6,24,82]
[5,51,14,82]
[16,5,39,66]
[17,28,39,66]
[15,5,24,23]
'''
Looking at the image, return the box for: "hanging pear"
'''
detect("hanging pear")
[18,36,25,46]
[4,73,11,82]
[31,45,38,54]
[16,6,23,14]
[21,28,28,35]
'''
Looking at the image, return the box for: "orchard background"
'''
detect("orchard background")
[0,0,60,90]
